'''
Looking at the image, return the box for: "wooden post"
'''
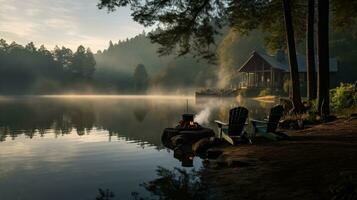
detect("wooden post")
[247,73,250,87]
[254,65,257,87]
[270,67,274,90]
[262,62,265,88]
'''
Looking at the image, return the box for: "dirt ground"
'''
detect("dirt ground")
[201,118,357,200]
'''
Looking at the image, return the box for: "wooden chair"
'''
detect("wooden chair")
[250,105,286,141]
[215,107,250,145]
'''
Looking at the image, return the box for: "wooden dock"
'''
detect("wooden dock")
[195,88,240,98]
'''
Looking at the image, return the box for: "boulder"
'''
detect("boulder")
[213,155,258,169]
[206,148,224,159]
[192,137,217,154]
[171,135,187,146]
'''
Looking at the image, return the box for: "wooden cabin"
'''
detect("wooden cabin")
[237,51,338,90]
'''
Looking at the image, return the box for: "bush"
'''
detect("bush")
[240,88,261,97]
[258,88,272,96]
[330,83,357,112]
[283,79,291,96]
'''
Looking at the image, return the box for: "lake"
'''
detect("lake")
[0,95,274,200]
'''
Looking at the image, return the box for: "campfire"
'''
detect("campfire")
[176,114,202,130]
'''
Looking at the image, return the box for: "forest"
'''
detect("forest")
[0,0,356,97]
[97,0,357,117]
[0,1,356,200]
[1,28,356,95]
[0,40,96,94]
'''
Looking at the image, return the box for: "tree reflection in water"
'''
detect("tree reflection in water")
[137,166,203,200]
[96,188,115,200]
[96,166,204,200]
[0,98,167,146]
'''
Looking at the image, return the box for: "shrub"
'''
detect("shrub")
[241,88,261,97]
[258,88,272,96]
[283,79,291,96]
[330,83,357,112]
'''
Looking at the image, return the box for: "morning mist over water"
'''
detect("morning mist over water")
[0,95,272,199]
[1,0,356,199]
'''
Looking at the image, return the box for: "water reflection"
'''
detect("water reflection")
[0,97,190,146]
[0,96,274,144]
[0,96,274,200]
[95,166,204,200]
[135,166,204,200]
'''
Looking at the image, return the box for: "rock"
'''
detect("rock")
[279,98,293,114]
[171,135,186,146]
[274,131,290,140]
[162,128,180,140]
[351,113,357,119]
[214,157,229,168]
[206,148,224,159]
[192,137,217,154]
[279,119,304,130]
[279,119,291,129]
[226,158,257,167]
[212,156,258,169]
[325,115,337,122]
[192,138,211,153]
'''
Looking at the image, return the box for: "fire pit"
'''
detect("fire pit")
[177,114,201,130]
[161,113,215,148]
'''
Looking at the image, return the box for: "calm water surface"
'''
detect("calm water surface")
[0,95,273,200]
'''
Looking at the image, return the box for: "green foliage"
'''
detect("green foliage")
[217,29,265,88]
[98,0,356,60]
[258,88,272,96]
[0,40,62,94]
[97,0,309,59]
[133,64,149,92]
[95,33,163,75]
[53,46,73,69]
[330,174,357,200]
[96,32,218,91]
[283,79,291,96]
[132,167,204,200]
[330,83,357,111]
[0,39,96,94]
[306,110,317,124]
[332,0,357,37]
[241,88,263,97]
[151,58,217,90]
[96,188,115,200]
[305,100,318,123]
[98,0,226,60]
[241,87,285,97]
[67,46,96,80]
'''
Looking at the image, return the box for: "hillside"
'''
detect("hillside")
[94,32,219,92]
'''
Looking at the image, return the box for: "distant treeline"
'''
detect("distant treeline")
[0,39,95,94]
[0,28,355,94]
[95,32,218,93]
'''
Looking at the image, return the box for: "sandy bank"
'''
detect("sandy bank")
[201,118,357,200]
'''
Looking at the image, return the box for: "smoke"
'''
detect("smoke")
[194,100,223,125]
[194,107,212,125]
[216,29,266,89]
[217,29,239,88]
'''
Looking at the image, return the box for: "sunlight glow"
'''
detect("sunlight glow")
[40,95,195,100]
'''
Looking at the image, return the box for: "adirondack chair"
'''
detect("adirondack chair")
[250,105,286,141]
[215,107,251,145]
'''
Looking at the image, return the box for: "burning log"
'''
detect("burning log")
[162,113,215,149]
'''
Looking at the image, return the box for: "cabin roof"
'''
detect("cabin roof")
[238,51,338,73]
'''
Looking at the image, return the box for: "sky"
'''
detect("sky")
[0,0,147,52]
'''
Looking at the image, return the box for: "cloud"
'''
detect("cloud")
[0,0,146,51]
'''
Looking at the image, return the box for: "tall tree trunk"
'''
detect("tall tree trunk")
[307,0,317,100]
[282,0,304,113]
[317,0,330,116]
